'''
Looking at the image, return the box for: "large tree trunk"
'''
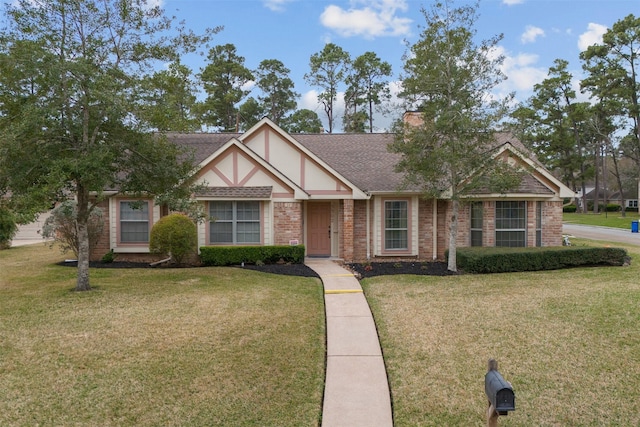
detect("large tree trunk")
[447,199,459,272]
[75,186,91,291]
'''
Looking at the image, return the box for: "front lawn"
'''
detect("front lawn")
[0,244,325,426]
[364,238,640,426]
[563,211,640,229]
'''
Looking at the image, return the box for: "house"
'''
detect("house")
[91,118,574,262]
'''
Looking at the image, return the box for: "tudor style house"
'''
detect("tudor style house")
[92,117,574,262]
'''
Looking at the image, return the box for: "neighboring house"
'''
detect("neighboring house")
[92,118,574,262]
[608,189,638,210]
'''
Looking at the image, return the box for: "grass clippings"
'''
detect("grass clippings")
[0,243,325,427]
[363,238,640,426]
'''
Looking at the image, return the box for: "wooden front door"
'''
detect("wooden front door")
[307,202,331,256]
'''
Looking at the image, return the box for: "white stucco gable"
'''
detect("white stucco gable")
[195,137,309,201]
[239,118,369,200]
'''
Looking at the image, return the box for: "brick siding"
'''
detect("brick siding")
[272,201,303,245]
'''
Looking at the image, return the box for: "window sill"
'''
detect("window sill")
[114,246,150,253]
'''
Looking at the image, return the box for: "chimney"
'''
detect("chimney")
[403,111,423,127]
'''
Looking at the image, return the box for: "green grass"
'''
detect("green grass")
[363,238,640,426]
[0,244,325,426]
[563,211,640,229]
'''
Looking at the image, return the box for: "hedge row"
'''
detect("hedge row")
[200,245,305,266]
[455,246,629,274]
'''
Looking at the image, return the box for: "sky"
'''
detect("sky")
[160,0,640,132]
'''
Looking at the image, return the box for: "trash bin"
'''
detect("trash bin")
[632,220,639,233]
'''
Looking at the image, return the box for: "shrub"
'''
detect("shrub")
[625,206,638,213]
[101,249,116,263]
[455,246,629,274]
[42,201,103,258]
[149,213,197,265]
[0,207,18,249]
[605,203,621,212]
[563,204,577,213]
[200,245,305,266]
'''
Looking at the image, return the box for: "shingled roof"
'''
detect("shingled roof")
[166,130,543,195]
[293,133,406,192]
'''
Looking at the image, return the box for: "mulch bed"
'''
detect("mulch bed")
[59,259,456,279]
[347,261,456,278]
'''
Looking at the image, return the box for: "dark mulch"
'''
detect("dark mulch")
[58,260,455,279]
[347,261,456,278]
[58,260,321,278]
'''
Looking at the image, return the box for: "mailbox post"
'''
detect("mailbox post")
[485,359,515,427]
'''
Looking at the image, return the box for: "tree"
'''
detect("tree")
[512,59,593,211]
[138,61,201,132]
[42,201,104,258]
[580,14,640,208]
[304,43,350,133]
[0,0,214,291]
[390,0,516,272]
[237,97,263,131]
[282,109,324,133]
[344,52,392,133]
[254,59,299,126]
[200,43,254,132]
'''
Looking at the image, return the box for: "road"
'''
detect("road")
[563,223,640,246]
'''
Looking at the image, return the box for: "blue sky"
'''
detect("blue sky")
[162,0,639,131]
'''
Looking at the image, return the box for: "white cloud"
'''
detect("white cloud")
[492,46,547,101]
[521,25,544,44]
[578,23,608,51]
[502,0,524,5]
[320,0,412,39]
[263,0,294,12]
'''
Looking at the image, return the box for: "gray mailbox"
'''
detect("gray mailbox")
[485,368,515,415]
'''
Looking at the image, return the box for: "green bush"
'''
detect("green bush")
[606,203,621,212]
[150,213,197,265]
[625,206,639,213]
[42,201,103,258]
[0,207,18,249]
[200,245,305,266]
[563,204,577,213]
[455,246,629,274]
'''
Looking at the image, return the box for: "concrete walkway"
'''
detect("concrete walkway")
[305,258,393,427]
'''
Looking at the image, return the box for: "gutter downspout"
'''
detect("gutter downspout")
[433,199,438,260]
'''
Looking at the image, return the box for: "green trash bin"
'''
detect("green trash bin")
[632,221,639,233]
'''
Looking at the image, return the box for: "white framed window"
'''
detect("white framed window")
[470,202,483,247]
[120,201,150,243]
[384,200,408,251]
[495,201,526,247]
[209,201,261,244]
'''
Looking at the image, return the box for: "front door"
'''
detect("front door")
[307,202,331,256]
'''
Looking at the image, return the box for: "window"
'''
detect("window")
[495,201,526,247]
[470,202,483,246]
[384,200,408,250]
[536,201,542,247]
[209,201,260,244]
[120,201,150,243]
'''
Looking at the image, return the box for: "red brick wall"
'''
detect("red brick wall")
[542,200,563,246]
[342,199,354,261]
[91,199,111,261]
[272,201,303,245]
[484,201,496,247]
[417,198,434,260]
[353,200,369,261]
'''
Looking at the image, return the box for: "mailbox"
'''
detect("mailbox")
[485,369,515,415]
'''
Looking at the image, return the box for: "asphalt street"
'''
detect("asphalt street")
[563,223,640,246]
